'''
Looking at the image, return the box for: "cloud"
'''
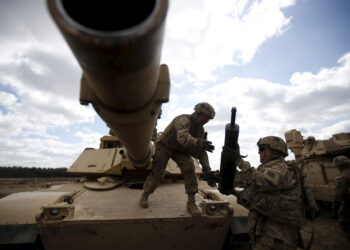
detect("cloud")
[163,0,295,81]
[0,0,297,168]
[0,91,18,108]
[183,50,350,168]
[0,0,348,171]
[0,136,100,168]
[0,0,99,167]
[75,130,104,146]
[0,46,96,135]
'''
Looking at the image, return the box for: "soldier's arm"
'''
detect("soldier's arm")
[237,159,256,185]
[174,117,197,147]
[198,151,211,173]
[197,128,213,173]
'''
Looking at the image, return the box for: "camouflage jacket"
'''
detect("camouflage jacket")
[158,114,211,173]
[238,157,301,246]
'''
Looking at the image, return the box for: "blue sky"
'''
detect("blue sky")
[258,0,350,83]
[0,0,349,168]
[215,0,350,84]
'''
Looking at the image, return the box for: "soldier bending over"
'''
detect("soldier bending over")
[139,102,216,217]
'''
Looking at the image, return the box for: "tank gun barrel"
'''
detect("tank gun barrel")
[47,0,170,167]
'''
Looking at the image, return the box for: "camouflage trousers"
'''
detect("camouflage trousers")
[143,142,198,195]
[254,235,296,250]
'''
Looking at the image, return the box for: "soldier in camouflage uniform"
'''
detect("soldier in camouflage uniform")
[139,102,216,217]
[236,136,304,250]
[333,155,350,241]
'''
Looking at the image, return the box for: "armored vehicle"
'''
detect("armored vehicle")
[285,129,350,202]
[0,132,248,249]
[0,0,248,249]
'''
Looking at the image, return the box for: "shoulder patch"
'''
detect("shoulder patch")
[263,168,280,185]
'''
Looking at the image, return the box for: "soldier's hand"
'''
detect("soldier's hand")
[204,172,217,187]
[197,138,215,153]
[203,141,215,153]
[237,159,251,171]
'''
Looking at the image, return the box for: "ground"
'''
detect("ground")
[0,178,349,249]
[300,217,350,250]
[0,177,78,199]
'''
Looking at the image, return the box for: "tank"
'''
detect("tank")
[0,1,248,249]
[285,129,350,202]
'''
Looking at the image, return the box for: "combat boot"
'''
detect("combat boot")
[139,192,149,208]
[187,193,201,217]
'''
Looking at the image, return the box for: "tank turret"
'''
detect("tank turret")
[68,133,204,180]
[285,129,350,201]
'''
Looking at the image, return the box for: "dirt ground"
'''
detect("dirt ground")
[300,217,350,250]
[0,177,78,199]
[0,178,349,249]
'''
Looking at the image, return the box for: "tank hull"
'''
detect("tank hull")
[0,181,248,248]
[39,217,230,250]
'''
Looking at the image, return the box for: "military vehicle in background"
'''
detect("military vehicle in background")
[0,0,248,249]
[285,129,350,203]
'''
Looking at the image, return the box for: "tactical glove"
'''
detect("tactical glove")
[204,172,217,187]
[197,138,215,153]
[237,159,251,171]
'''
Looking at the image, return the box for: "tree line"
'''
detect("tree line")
[0,166,77,178]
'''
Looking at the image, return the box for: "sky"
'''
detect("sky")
[0,0,349,169]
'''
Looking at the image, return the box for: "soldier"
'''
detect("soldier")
[333,155,350,241]
[236,136,305,250]
[305,136,316,152]
[139,102,217,217]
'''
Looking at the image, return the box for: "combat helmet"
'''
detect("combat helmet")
[306,136,315,143]
[333,155,350,168]
[257,136,288,156]
[194,102,215,119]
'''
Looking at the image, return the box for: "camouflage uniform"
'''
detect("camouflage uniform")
[144,113,211,194]
[140,103,215,216]
[237,136,303,250]
[333,156,350,240]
